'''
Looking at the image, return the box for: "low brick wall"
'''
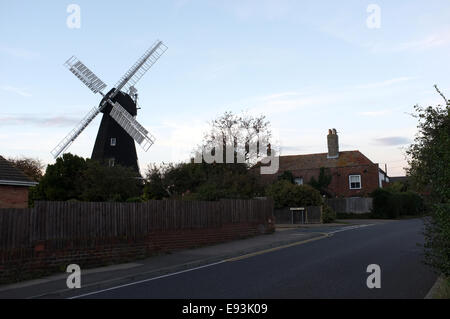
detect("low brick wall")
[0,223,271,284]
[0,200,274,284]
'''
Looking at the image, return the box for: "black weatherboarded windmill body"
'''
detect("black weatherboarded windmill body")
[51,40,168,172]
[92,89,139,171]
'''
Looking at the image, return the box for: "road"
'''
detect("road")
[71,219,437,299]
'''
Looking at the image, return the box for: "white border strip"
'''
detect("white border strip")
[68,260,226,299]
[327,224,374,234]
[68,223,376,299]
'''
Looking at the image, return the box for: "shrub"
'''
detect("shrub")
[371,188,424,218]
[424,203,450,277]
[265,180,322,209]
[322,205,336,223]
[126,197,143,203]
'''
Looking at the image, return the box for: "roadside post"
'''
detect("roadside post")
[289,207,305,224]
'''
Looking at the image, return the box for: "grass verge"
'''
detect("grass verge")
[431,276,450,299]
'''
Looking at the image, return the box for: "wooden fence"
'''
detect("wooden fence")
[0,199,273,250]
[273,206,322,224]
[326,197,373,214]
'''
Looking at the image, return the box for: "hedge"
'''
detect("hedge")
[371,188,424,218]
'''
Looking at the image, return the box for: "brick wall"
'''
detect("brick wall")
[260,164,380,197]
[0,222,272,284]
[0,185,29,208]
[0,200,274,284]
[326,164,380,197]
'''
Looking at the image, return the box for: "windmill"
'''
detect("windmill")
[51,40,168,172]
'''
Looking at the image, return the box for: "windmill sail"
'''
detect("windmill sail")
[109,102,155,151]
[64,56,107,94]
[113,40,168,95]
[52,40,166,160]
[51,106,102,158]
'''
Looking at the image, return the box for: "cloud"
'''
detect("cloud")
[366,28,450,53]
[355,77,417,90]
[1,86,32,97]
[0,115,79,127]
[372,136,411,146]
[0,45,39,59]
[392,31,450,52]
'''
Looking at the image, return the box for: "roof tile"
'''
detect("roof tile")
[0,156,34,184]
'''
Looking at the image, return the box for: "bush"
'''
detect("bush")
[322,205,336,223]
[371,188,424,218]
[424,203,450,277]
[126,197,144,203]
[265,180,323,209]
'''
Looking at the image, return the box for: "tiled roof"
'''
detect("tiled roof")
[0,156,37,186]
[277,151,375,171]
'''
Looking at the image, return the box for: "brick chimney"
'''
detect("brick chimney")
[327,128,339,159]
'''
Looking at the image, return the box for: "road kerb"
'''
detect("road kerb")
[224,233,330,263]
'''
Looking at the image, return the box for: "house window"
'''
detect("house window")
[349,175,361,189]
[108,158,115,167]
[110,138,116,146]
[294,177,303,185]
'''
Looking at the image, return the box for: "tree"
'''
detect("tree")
[33,153,142,203]
[265,180,323,209]
[8,157,45,182]
[143,164,169,200]
[143,161,258,201]
[199,111,272,166]
[33,153,87,201]
[406,85,450,276]
[80,160,141,202]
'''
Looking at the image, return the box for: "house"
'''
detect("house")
[0,156,38,208]
[261,129,389,197]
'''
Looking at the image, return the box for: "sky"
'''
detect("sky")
[1,0,450,177]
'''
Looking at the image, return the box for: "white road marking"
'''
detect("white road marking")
[68,260,226,299]
[68,223,376,299]
[326,224,375,234]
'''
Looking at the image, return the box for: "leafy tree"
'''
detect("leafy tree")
[144,161,258,201]
[32,153,141,203]
[80,160,141,202]
[198,111,273,165]
[33,153,87,201]
[265,180,323,209]
[143,164,169,200]
[8,157,45,182]
[406,85,450,276]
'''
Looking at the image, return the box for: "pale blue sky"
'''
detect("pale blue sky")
[1,0,450,176]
